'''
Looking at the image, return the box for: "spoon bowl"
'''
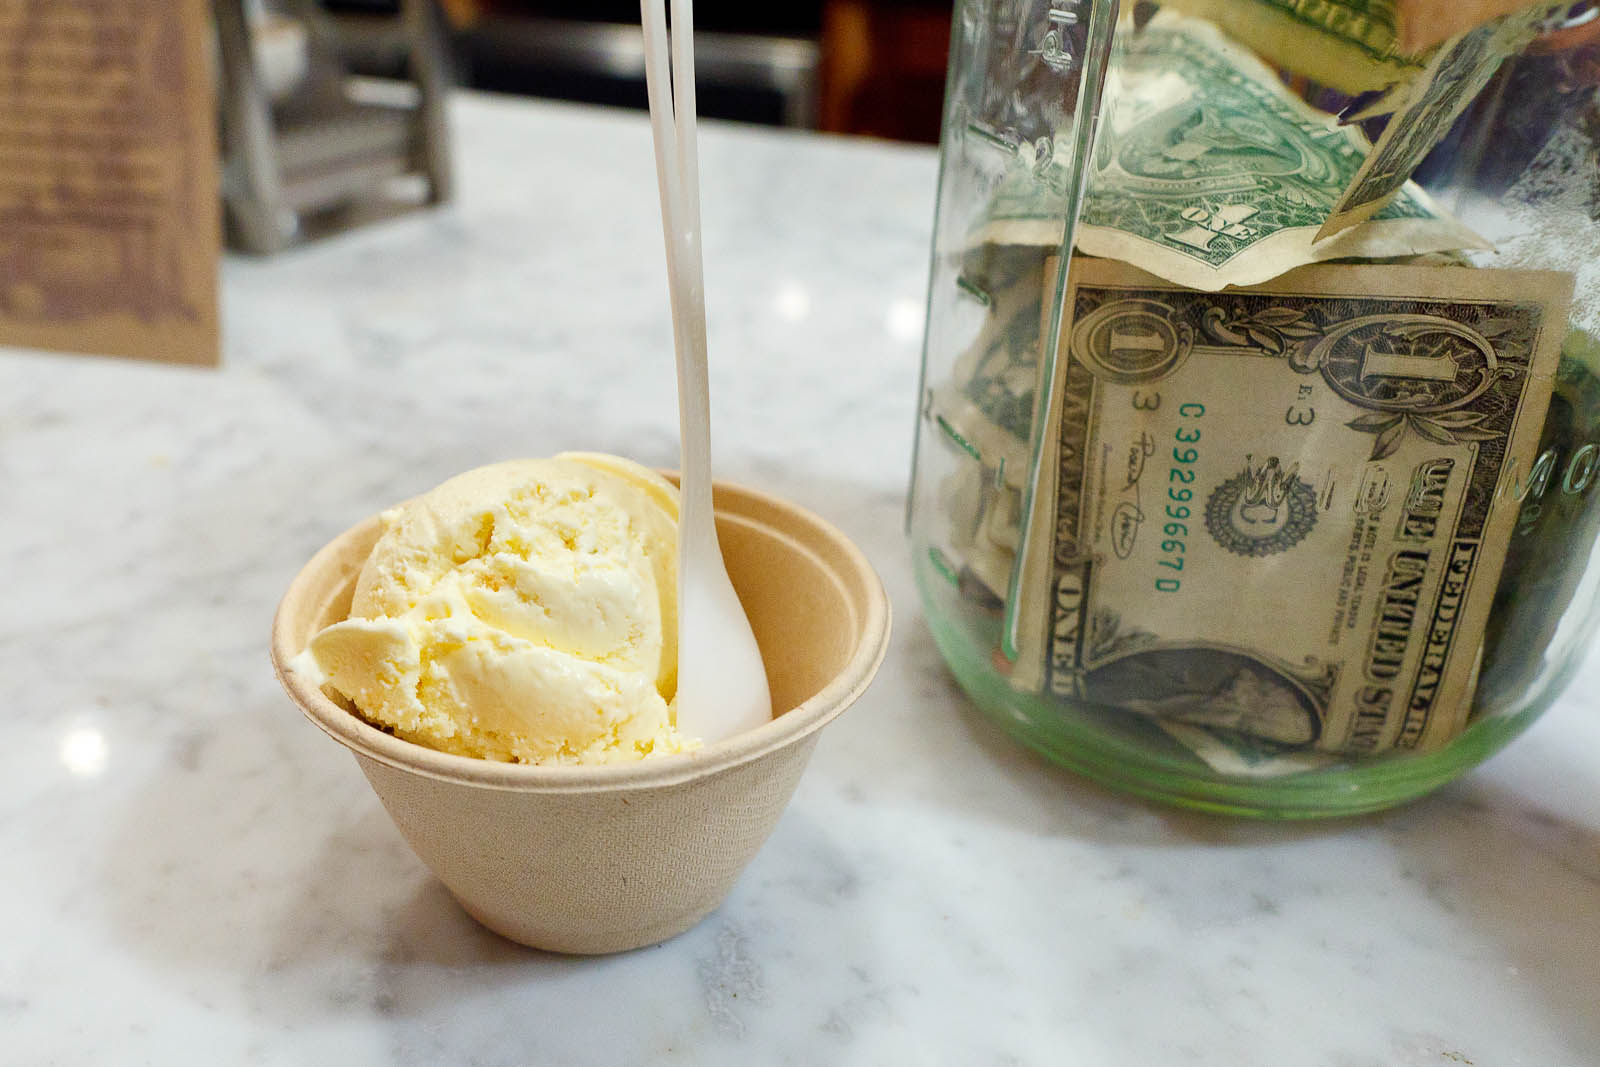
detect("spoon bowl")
[676,529,773,741]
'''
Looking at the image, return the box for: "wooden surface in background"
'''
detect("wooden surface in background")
[1397,0,1544,53]
[442,0,950,142]
[818,0,949,143]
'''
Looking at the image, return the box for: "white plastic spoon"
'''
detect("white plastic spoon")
[640,0,772,744]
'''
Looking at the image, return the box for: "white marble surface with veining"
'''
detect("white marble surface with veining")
[2,94,1598,1066]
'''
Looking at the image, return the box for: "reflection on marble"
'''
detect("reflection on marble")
[1,94,1598,1066]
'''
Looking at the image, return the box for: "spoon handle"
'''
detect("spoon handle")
[667,0,716,556]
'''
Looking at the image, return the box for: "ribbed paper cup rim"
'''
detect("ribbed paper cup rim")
[270,477,891,793]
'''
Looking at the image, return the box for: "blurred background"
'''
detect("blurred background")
[324,0,951,143]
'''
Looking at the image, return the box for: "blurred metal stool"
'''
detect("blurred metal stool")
[214,0,454,253]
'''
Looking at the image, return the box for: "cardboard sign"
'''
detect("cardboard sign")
[0,0,220,366]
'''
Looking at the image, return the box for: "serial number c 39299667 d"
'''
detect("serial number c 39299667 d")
[1155,403,1205,592]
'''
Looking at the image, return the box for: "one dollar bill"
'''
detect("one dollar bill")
[1159,0,1426,93]
[973,12,1485,291]
[1318,3,1562,241]
[1010,256,1570,757]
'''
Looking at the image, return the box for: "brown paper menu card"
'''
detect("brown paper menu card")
[0,0,219,366]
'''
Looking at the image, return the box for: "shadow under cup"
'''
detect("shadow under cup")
[271,479,890,954]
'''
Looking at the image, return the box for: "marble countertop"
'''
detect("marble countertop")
[4,93,1598,1066]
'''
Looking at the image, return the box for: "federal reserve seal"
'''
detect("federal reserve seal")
[1205,455,1318,557]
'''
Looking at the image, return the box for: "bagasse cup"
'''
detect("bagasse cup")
[270,478,891,955]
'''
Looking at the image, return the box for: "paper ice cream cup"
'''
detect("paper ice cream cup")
[271,477,891,954]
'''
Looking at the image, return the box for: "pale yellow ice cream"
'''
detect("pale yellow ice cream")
[296,454,694,764]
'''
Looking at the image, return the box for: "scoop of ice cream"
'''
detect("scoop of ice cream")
[296,454,694,764]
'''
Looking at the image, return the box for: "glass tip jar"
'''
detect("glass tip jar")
[908,0,1600,816]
